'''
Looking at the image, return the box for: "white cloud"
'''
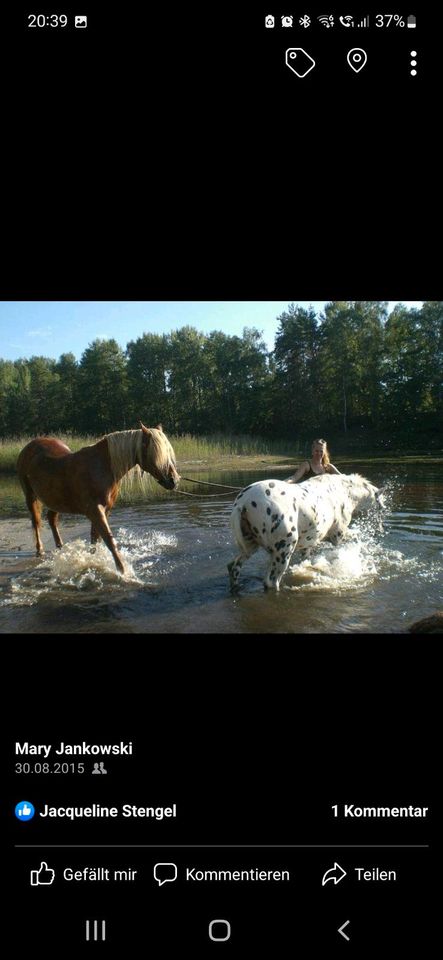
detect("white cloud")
[27,326,53,338]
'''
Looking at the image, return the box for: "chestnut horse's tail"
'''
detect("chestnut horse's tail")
[18,467,38,504]
[17,447,44,549]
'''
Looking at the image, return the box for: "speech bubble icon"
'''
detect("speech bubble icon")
[153,862,178,886]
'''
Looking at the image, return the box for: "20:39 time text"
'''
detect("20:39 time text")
[27,14,68,28]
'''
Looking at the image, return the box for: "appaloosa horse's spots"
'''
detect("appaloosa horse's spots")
[228,473,384,591]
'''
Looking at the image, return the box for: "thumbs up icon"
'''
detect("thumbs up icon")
[15,800,35,820]
[30,862,55,886]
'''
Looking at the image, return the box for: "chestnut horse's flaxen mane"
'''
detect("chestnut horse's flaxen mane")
[105,430,143,482]
[105,428,176,483]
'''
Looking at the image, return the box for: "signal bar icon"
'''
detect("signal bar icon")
[357,15,370,27]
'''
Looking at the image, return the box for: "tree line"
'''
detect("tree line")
[1,301,441,446]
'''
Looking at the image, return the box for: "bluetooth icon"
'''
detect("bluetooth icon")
[299,15,311,28]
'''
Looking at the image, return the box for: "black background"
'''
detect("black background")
[6,653,436,954]
[1,1,440,296]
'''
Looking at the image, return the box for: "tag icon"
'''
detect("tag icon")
[286,48,316,77]
[347,48,367,72]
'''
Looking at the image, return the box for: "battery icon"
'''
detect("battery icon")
[407,15,416,28]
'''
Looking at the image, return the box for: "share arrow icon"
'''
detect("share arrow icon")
[321,862,347,885]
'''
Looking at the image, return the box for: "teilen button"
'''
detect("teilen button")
[209,919,231,942]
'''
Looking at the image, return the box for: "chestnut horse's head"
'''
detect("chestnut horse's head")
[139,422,180,490]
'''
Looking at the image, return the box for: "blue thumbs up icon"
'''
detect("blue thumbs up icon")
[15,801,35,821]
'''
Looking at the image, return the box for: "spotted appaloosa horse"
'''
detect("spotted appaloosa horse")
[17,422,179,574]
[228,473,384,591]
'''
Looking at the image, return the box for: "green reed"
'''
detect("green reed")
[0,433,296,474]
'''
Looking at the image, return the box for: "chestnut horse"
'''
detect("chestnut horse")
[17,422,180,574]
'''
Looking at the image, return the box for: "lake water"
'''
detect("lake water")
[0,462,441,633]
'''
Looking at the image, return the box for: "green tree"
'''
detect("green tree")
[318,301,387,432]
[416,301,443,415]
[53,353,79,432]
[383,301,443,428]
[77,339,128,434]
[5,361,32,436]
[27,356,60,434]
[126,333,171,427]
[167,327,207,432]
[272,305,320,436]
[200,330,269,434]
[0,360,18,435]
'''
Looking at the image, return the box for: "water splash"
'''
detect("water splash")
[285,515,437,594]
[3,527,178,606]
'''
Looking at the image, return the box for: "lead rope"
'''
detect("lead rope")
[172,475,243,498]
[180,475,242,490]
[173,489,237,498]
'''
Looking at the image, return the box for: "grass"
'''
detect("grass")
[0,435,97,473]
[0,434,299,513]
[0,433,298,474]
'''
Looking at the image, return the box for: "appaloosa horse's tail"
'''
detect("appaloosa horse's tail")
[228,490,300,591]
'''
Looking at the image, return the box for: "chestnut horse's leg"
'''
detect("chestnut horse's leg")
[90,524,101,545]
[91,507,111,545]
[47,510,63,550]
[26,496,44,556]
[87,504,125,574]
[30,500,44,557]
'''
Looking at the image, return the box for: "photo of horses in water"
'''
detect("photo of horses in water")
[1,300,442,634]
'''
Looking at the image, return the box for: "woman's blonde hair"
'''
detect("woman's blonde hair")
[312,438,330,467]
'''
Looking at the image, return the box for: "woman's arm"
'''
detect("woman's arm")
[328,463,341,474]
[286,461,309,483]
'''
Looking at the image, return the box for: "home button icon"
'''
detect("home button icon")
[209,919,231,942]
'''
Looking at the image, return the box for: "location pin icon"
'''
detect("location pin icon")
[347,48,367,72]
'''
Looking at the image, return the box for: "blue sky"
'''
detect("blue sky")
[0,301,423,362]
